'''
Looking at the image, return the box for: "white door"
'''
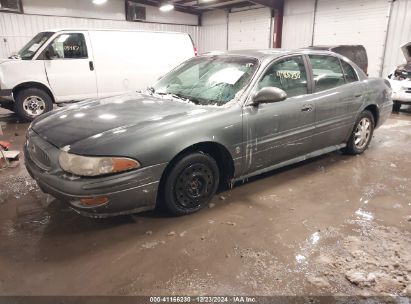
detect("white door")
[313,0,390,77]
[43,32,97,102]
[228,8,272,50]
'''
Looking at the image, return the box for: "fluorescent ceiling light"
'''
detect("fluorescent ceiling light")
[92,0,107,5]
[159,3,174,12]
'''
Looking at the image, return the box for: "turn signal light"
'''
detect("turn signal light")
[79,196,109,207]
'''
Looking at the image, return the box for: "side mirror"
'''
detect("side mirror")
[251,87,287,105]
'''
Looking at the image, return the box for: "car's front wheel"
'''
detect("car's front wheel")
[344,110,375,155]
[162,152,219,216]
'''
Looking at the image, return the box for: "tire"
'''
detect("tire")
[162,152,220,216]
[392,101,401,112]
[14,88,53,121]
[344,110,375,155]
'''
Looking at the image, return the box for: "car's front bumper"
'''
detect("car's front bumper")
[24,132,167,218]
[392,91,411,103]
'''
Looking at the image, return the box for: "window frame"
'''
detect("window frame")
[339,59,360,84]
[0,0,23,13]
[41,32,89,60]
[246,54,313,105]
[307,54,362,93]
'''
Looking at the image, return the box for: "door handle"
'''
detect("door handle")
[301,104,313,112]
[354,93,362,98]
[89,61,94,71]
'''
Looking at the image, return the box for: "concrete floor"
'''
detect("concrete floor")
[0,107,410,296]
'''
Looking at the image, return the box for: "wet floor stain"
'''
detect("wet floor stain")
[0,109,411,296]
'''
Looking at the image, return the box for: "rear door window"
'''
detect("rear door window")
[309,55,345,92]
[47,33,88,59]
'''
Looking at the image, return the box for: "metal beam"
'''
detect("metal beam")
[130,0,201,15]
[272,0,283,48]
[248,0,279,9]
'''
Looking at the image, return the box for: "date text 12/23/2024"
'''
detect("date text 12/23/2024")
[150,297,257,303]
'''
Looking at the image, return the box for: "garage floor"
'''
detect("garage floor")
[0,107,410,296]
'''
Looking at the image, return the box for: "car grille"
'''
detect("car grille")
[27,140,52,171]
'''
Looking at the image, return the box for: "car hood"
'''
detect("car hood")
[0,58,17,64]
[32,93,221,149]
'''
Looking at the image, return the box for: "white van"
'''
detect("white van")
[0,29,196,120]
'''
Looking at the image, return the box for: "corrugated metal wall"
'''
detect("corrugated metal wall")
[282,0,315,49]
[382,0,411,76]
[228,8,272,50]
[313,0,390,77]
[0,12,199,58]
[198,10,228,53]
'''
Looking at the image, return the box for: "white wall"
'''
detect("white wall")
[0,13,199,58]
[314,0,390,77]
[199,8,272,53]
[382,0,411,76]
[0,0,199,58]
[282,0,411,77]
[22,0,198,25]
[22,0,125,20]
[282,0,315,49]
[228,8,272,50]
[198,10,227,53]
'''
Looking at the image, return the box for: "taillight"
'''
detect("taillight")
[194,46,198,56]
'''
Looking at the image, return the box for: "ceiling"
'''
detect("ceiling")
[131,0,283,16]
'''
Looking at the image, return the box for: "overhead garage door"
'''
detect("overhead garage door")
[228,8,272,50]
[313,0,390,76]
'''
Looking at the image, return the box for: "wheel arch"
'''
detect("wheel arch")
[12,82,55,103]
[364,104,379,127]
[157,141,235,206]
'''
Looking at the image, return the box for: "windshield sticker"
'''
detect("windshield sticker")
[208,68,245,85]
[276,71,301,80]
[28,43,41,52]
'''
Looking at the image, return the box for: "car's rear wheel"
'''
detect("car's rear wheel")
[162,152,219,216]
[344,110,375,155]
[14,88,53,121]
[392,101,401,112]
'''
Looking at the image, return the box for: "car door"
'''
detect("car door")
[43,32,98,102]
[243,55,316,174]
[307,54,365,150]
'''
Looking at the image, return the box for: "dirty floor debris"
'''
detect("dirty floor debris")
[0,107,410,296]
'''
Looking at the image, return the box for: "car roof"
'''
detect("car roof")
[202,48,337,60]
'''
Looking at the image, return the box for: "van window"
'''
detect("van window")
[340,60,358,83]
[309,55,345,92]
[258,55,308,98]
[48,33,88,59]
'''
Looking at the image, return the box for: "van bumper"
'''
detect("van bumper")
[24,142,167,218]
[0,89,12,97]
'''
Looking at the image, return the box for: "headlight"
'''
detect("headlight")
[58,151,140,176]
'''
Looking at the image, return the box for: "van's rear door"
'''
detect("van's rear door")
[43,31,97,102]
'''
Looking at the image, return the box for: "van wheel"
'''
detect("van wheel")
[14,88,53,121]
[162,152,219,216]
[392,101,401,112]
[344,110,375,155]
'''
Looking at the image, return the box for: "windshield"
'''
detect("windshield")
[151,56,259,106]
[17,32,54,60]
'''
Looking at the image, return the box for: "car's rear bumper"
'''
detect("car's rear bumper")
[377,101,392,128]
[24,141,167,218]
[0,89,12,97]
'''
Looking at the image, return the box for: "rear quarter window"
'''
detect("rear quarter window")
[340,60,359,83]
